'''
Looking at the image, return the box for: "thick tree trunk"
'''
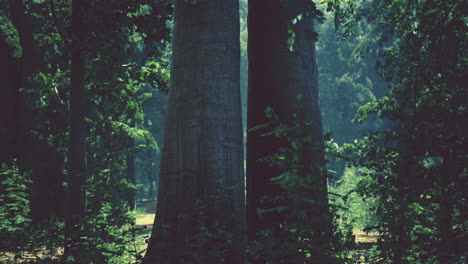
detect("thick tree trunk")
[247,0,332,252]
[142,1,245,263]
[64,0,87,261]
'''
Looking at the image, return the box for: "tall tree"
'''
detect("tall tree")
[247,0,333,261]
[64,0,87,261]
[1,0,66,223]
[339,1,467,262]
[0,14,21,164]
[142,1,245,263]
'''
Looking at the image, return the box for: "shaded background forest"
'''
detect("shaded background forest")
[0,0,466,263]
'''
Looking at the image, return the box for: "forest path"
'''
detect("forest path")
[350,229,381,263]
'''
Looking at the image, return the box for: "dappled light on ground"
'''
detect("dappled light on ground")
[136,213,155,226]
[353,229,379,243]
[0,247,64,263]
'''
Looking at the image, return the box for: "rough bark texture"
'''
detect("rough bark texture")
[64,0,87,261]
[247,0,332,247]
[142,1,245,263]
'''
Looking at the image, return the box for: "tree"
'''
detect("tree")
[1,0,173,261]
[247,0,334,262]
[0,14,21,165]
[336,1,467,262]
[126,130,136,210]
[64,0,87,261]
[1,0,66,223]
[142,1,245,263]
[316,15,385,177]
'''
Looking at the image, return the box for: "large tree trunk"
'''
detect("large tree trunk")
[247,0,332,257]
[64,0,87,261]
[142,1,245,263]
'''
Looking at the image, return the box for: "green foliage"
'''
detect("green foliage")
[65,1,172,261]
[0,161,31,251]
[316,11,385,177]
[329,167,379,231]
[330,0,468,262]
[0,14,22,58]
[320,0,357,36]
[62,200,144,264]
[0,162,63,262]
[0,0,172,262]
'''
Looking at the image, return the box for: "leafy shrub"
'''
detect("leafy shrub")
[0,161,31,252]
[329,167,379,232]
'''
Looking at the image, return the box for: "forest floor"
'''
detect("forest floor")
[354,229,379,244]
[350,229,381,263]
[132,209,382,263]
[0,202,380,263]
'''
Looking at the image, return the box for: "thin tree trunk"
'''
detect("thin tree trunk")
[7,0,65,223]
[438,150,456,262]
[247,0,332,255]
[142,1,245,263]
[0,19,21,164]
[64,0,87,261]
[126,133,136,210]
[392,122,413,263]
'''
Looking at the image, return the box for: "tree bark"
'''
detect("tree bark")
[126,132,136,210]
[437,150,456,262]
[4,0,65,223]
[142,1,245,263]
[247,0,332,253]
[0,19,21,164]
[64,0,87,261]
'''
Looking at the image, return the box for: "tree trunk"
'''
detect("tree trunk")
[437,150,456,262]
[142,1,245,263]
[247,0,332,254]
[64,0,87,261]
[0,18,21,164]
[5,1,65,223]
[126,133,136,210]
